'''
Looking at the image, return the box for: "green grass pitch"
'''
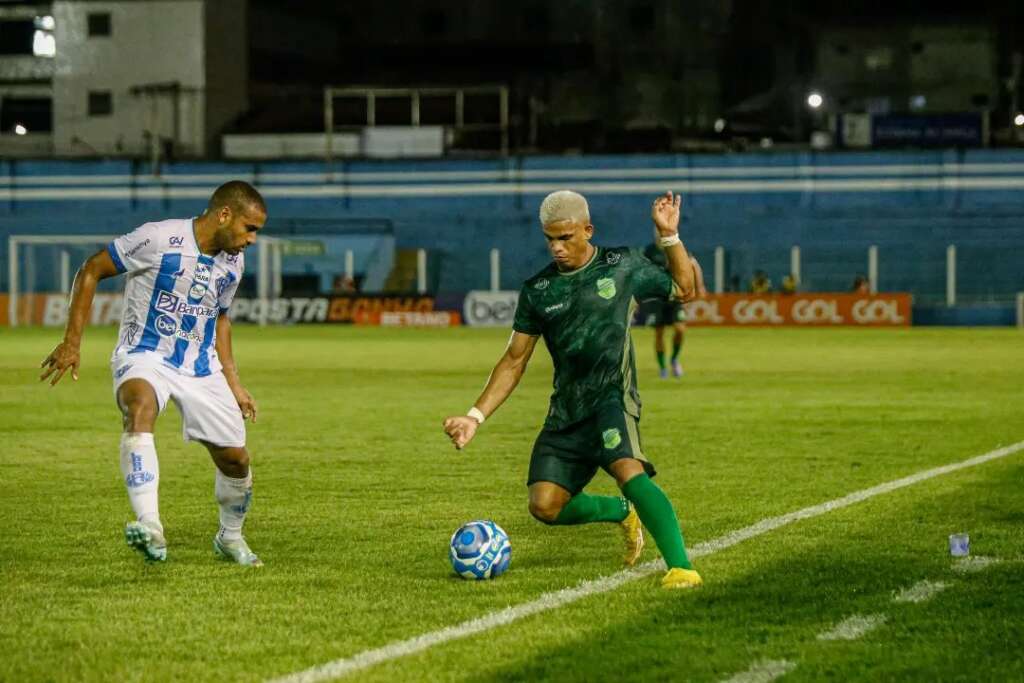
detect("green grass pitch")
[1,325,1022,682]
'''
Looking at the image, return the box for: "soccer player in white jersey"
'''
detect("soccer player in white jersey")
[40,181,267,567]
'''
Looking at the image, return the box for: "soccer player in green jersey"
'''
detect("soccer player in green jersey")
[642,241,706,378]
[443,189,703,589]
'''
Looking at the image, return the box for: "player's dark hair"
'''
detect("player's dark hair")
[208,180,266,216]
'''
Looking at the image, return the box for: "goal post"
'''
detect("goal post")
[7,235,116,327]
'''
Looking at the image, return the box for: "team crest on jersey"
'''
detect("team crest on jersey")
[602,428,622,449]
[605,251,622,265]
[534,278,549,290]
[596,277,617,300]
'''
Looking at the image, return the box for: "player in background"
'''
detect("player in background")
[444,190,704,589]
[39,181,266,567]
[642,240,707,378]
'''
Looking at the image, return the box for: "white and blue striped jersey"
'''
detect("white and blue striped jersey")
[107,218,243,377]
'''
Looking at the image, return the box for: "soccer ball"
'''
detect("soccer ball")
[449,520,511,580]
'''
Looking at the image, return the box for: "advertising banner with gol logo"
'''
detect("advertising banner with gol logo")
[684,294,911,327]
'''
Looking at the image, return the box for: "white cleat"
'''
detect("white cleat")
[125,521,167,562]
[213,530,263,567]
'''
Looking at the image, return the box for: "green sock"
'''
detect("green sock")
[553,493,629,525]
[671,339,682,361]
[621,473,692,569]
[656,351,666,369]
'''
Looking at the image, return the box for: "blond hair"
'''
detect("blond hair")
[539,190,590,226]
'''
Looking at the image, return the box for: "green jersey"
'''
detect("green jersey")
[513,245,674,429]
[643,243,668,270]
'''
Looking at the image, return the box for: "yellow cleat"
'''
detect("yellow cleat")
[620,506,644,566]
[661,567,703,590]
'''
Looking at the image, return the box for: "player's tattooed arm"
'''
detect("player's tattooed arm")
[40,248,121,386]
[443,332,539,450]
[215,314,258,422]
[651,191,696,301]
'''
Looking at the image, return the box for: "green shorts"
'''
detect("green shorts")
[527,405,657,495]
[655,300,688,326]
[641,299,687,326]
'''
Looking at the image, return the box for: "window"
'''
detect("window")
[0,20,35,55]
[88,91,112,116]
[88,12,111,37]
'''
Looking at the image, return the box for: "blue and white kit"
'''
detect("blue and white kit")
[107,218,247,447]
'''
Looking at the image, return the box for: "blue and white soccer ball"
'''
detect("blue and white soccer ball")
[449,520,511,580]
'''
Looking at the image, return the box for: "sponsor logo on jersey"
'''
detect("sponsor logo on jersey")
[168,236,184,248]
[596,277,617,300]
[225,253,238,264]
[544,302,566,314]
[154,290,216,317]
[155,314,178,336]
[188,264,211,300]
[175,328,202,343]
[125,239,150,258]
[115,364,133,378]
[534,278,549,290]
[155,290,180,313]
[605,251,622,265]
[602,428,622,449]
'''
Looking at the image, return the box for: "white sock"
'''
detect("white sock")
[119,433,162,533]
[215,469,252,542]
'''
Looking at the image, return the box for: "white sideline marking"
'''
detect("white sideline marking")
[268,440,1024,683]
[893,580,949,604]
[952,556,1001,574]
[720,659,797,683]
[817,614,887,641]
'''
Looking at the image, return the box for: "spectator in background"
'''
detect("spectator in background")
[749,270,772,294]
[780,274,798,295]
[851,274,870,295]
[332,274,357,294]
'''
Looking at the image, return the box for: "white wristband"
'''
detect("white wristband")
[658,234,681,248]
[467,407,486,424]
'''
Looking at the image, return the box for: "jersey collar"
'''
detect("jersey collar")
[557,244,599,277]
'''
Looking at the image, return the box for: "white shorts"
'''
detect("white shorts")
[111,354,246,448]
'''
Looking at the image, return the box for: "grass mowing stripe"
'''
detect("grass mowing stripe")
[267,439,1024,683]
[719,659,797,683]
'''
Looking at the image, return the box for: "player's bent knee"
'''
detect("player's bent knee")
[120,400,158,432]
[528,502,559,525]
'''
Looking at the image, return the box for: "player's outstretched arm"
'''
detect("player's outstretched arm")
[651,191,696,301]
[691,255,707,299]
[39,249,120,386]
[215,314,257,422]
[443,331,539,450]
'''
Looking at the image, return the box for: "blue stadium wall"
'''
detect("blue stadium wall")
[2,149,1023,304]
